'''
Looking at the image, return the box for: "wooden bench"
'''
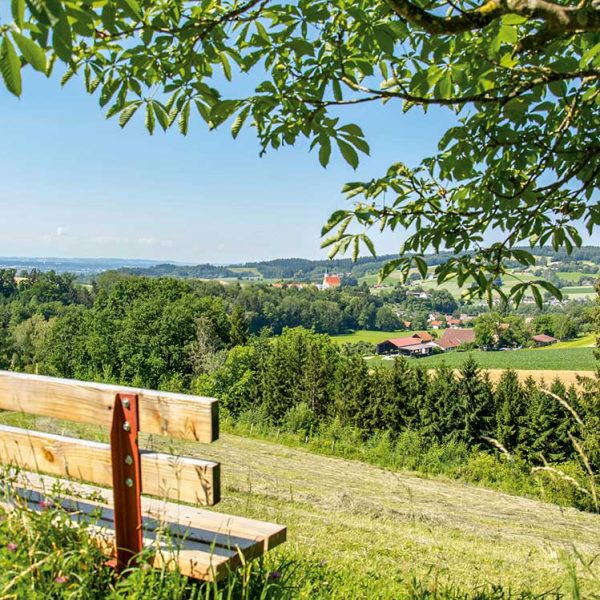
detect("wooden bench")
[0,370,286,580]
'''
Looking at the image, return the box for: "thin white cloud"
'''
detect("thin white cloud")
[90,235,173,248]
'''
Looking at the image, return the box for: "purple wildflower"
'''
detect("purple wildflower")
[6,542,17,552]
[39,499,53,510]
[54,576,68,584]
[268,571,282,581]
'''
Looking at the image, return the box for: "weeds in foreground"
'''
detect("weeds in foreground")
[0,493,598,599]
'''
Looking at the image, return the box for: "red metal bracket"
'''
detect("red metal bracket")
[108,392,143,571]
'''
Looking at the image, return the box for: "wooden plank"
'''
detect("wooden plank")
[16,472,287,553]
[0,496,238,581]
[9,486,263,559]
[1,473,287,581]
[0,370,218,443]
[0,426,220,505]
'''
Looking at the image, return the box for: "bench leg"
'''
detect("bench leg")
[109,392,143,572]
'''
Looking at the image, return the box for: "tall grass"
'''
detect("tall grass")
[1,496,585,599]
[223,413,597,512]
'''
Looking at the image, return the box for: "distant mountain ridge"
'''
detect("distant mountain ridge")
[112,246,600,282]
[3,246,600,281]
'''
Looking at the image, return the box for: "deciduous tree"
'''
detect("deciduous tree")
[2,1,598,302]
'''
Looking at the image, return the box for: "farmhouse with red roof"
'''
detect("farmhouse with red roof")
[532,334,558,347]
[437,328,476,350]
[376,332,438,357]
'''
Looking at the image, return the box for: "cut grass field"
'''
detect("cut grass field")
[2,411,599,598]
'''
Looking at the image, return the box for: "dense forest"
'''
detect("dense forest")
[0,268,598,512]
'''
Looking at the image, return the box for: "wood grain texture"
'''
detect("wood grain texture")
[0,426,220,505]
[0,496,238,581]
[15,472,286,554]
[0,370,219,443]
[2,472,287,581]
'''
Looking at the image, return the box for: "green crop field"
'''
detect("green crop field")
[390,347,596,371]
[537,333,596,350]
[330,329,435,345]
[555,271,591,283]
[562,286,595,295]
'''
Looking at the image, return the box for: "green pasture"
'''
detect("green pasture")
[374,347,596,371]
[537,333,595,350]
[330,329,436,345]
[561,286,595,296]
[555,271,593,283]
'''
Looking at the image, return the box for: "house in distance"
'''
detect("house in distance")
[437,328,476,351]
[321,273,341,290]
[532,333,558,347]
[376,332,438,357]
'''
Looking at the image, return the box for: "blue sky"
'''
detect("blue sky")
[2,68,454,263]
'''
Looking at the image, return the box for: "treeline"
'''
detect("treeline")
[0,269,598,511]
[119,263,238,279]
[197,328,596,465]
[121,253,463,282]
[112,246,600,282]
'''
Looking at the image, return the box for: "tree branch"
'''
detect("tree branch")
[383,0,600,35]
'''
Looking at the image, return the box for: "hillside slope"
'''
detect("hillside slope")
[161,432,600,597]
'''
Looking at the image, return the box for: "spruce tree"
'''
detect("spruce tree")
[521,378,571,463]
[494,370,528,454]
[457,357,495,447]
[419,365,458,443]
[334,354,370,431]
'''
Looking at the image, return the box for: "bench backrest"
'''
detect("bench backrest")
[0,370,221,506]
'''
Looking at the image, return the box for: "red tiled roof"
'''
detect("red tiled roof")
[532,334,558,343]
[431,320,443,326]
[437,328,475,349]
[323,274,341,286]
[415,332,433,342]
[386,337,425,348]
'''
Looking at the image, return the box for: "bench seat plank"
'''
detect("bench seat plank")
[0,425,220,505]
[1,472,286,581]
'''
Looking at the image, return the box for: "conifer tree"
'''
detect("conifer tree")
[334,354,371,432]
[229,305,249,347]
[419,365,458,443]
[456,357,495,447]
[385,358,422,434]
[494,370,528,454]
[522,378,571,463]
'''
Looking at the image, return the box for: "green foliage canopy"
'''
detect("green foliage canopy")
[1,0,599,303]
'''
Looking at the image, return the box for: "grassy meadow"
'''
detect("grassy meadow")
[330,329,436,345]
[1,410,599,598]
[373,347,596,371]
[537,333,595,350]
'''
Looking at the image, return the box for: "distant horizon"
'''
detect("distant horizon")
[2,243,600,270]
